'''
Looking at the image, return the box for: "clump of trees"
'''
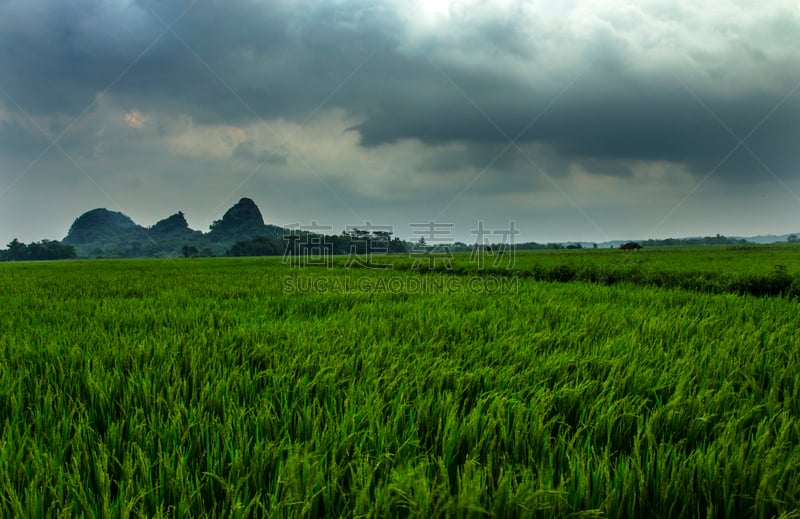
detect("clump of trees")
[180,245,215,258]
[0,239,77,261]
[642,234,749,247]
[226,229,408,257]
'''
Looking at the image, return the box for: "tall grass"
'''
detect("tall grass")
[358,244,800,298]
[0,255,799,517]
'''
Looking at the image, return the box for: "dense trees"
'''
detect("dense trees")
[226,236,283,257]
[642,234,749,247]
[0,239,77,261]
[226,229,409,257]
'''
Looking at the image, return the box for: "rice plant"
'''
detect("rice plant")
[0,251,798,517]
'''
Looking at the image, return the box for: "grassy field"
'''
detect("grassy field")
[354,244,800,298]
[1,247,799,517]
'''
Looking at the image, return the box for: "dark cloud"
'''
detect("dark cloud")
[3,0,797,183]
[1,0,799,245]
[354,68,800,180]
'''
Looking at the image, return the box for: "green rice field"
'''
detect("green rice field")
[1,245,799,517]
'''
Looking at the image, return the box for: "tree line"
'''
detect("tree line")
[1,239,77,261]
[226,229,408,257]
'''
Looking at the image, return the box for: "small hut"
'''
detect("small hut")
[619,242,642,251]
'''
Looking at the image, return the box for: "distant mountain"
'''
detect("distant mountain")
[208,197,266,241]
[513,232,799,250]
[590,233,799,248]
[64,208,142,245]
[62,198,289,258]
[54,198,799,258]
[734,233,799,244]
[150,211,197,237]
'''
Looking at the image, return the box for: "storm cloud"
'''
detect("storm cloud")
[1,0,799,244]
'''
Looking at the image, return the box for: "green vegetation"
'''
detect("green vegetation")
[61,199,288,258]
[50,195,795,260]
[0,238,76,261]
[369,244,800,299]
[229,229,407,259]
[1,247,799,517]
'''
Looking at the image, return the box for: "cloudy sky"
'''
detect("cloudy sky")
[1,0,799,245]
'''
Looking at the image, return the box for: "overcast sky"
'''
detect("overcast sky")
[1,0,799,244]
